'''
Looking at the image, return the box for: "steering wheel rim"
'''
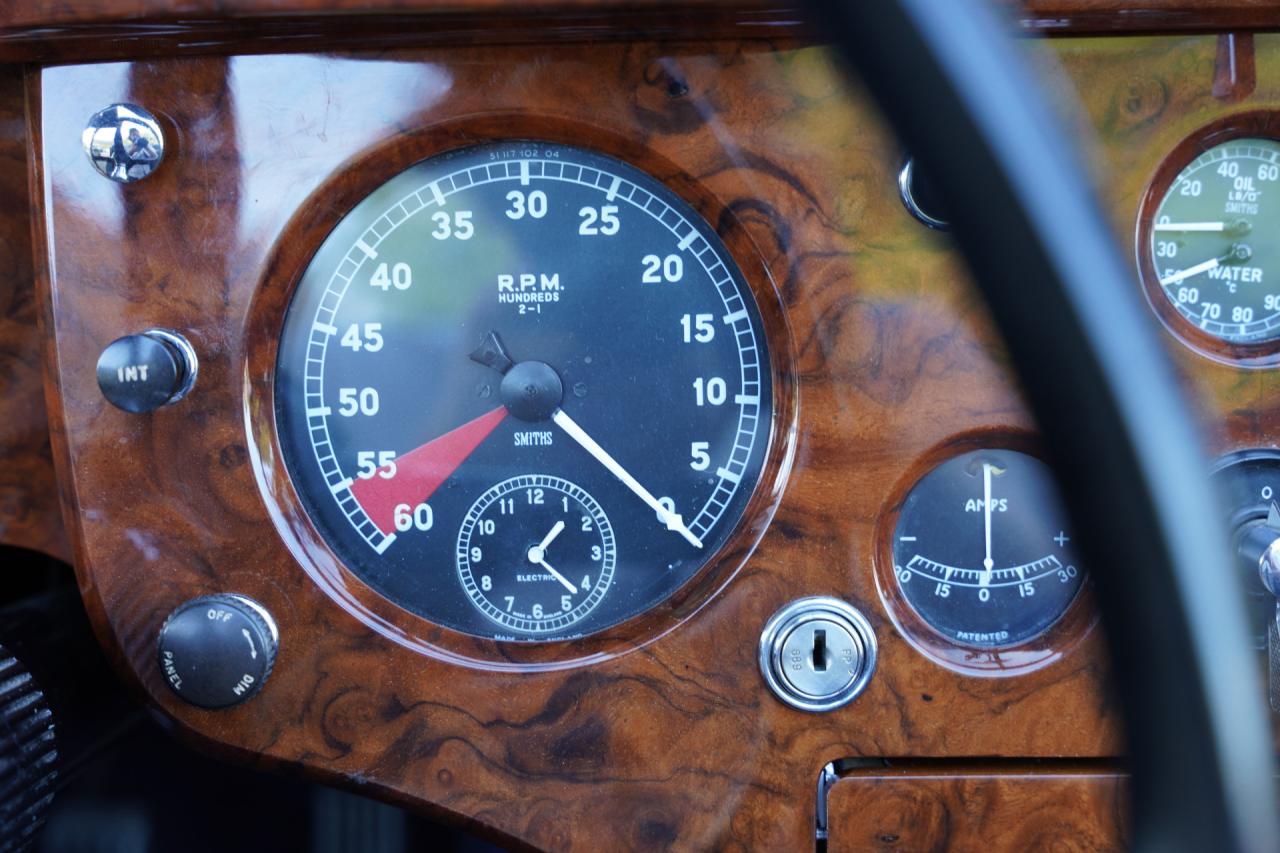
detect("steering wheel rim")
[816,1,1279,850]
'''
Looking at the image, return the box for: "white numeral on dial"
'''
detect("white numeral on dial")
[642,254,683,284]
[506,190,547,220]
[356,450,396,479]
[690,441,711,470]
[693,377,726,406]
[578,205,620,235]
[681,313,715,343]
[370,261,412,291]
[338,387,379,416]
[341,322,384,352]
[431,210,474,240]
[393,502,434,532]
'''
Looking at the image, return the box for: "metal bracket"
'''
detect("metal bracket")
[815,761,838,846]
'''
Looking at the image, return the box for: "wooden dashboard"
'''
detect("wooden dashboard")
[2,5,1279,851]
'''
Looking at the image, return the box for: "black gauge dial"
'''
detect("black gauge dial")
[457,475,616,635]
[891,449,1085,648]
[275,141,773,641]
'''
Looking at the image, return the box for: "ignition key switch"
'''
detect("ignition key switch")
[759,597,877,712]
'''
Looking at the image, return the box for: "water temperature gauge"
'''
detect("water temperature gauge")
[1145,136,1280,344]
[891,449,1086,648]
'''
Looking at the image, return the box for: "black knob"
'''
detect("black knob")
[157,594,278,709]
[0,642,56,846]
[96,329,196,413]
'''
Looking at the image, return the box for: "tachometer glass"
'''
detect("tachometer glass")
[891,449,1085,648]
[275,142,772,641]
[1149,137,1280,343]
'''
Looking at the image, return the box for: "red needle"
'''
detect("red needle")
[351,406,507,536]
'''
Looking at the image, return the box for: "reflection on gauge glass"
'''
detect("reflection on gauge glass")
[891,449,1085,648]
[275,141,773,641]
[1149,137,1280,343]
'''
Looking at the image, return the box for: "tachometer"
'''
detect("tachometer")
[274,142,773,641]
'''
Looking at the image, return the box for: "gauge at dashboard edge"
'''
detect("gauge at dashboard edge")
[1137,110,1280,367]
[1209,449,1280,648]
[245,122,796,667]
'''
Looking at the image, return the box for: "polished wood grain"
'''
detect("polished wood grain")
[33,23,1280,853]
[0,67,67,563]
[0,6,809,64]
[826,766,1129,853]
[1030,30,1280,754]
[0,2,1276,64]
[0,0,775,24]
[0,0,1275,31]
[32,42,1124,850]
[1007,0,1280,33]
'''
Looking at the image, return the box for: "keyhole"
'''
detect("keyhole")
[812,629,828,672]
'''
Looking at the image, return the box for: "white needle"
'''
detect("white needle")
[535,520,565,554]
[982,462,994,588]
[1159,256,1220,286]
[1154,221,1227,232]
[526,521,572,592]
[534,557,578,594]
[552,408,704,548]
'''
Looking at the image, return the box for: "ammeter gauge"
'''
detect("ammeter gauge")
[891,449,1086,648]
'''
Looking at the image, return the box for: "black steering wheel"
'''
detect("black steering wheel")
[819,2,1279,850]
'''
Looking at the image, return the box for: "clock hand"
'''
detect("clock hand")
[526,521,565,565]
[534,520,565,555]
[530,555,578,595]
